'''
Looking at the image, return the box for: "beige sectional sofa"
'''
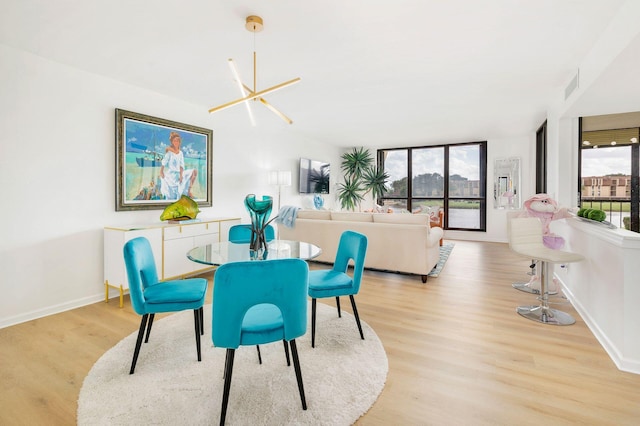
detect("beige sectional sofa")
[279,210,444,282]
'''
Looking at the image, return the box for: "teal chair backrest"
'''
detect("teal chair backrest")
[333,231,368,293]
[123,237,159,315]
[228,224,275,243]
[212,258,309,349]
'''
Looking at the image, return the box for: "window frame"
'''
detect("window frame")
[377,141,487,232]
[578,120,640,232]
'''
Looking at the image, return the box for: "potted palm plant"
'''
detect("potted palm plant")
[337,147,389,211]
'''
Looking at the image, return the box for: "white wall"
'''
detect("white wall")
[0,43,341,327]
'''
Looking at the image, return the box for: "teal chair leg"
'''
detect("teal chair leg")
[220,348,235,426]
[200,307,204,335]
[349,295,364,340]
[193,310,202,362]
[310,296,365,349]
[130,314,150,374]
[336,296,341,317]
[283,340,291,366]
[290,339,307,410]
[311,299,317,348]
[144,313,155,343]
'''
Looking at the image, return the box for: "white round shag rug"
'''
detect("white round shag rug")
[78,302,388,425]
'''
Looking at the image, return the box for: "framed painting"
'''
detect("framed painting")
[115,109,213,211]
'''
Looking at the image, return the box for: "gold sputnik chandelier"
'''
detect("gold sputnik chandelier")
[208,15,300,125]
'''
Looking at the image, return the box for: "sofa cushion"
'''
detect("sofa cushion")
[330,212,373,222]
[373,213,429,225]
[297,210,332,220]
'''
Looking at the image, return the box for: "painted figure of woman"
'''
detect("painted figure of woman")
[159,131,198,200]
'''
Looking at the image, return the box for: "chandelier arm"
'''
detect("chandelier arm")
[258,98,293,125]
[228,59,255,126]
[208,78,301,114]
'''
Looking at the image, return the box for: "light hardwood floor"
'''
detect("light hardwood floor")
[2,240,639,425]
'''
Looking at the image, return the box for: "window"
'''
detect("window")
[536,121,547,193]
[378,141,487,231]
[579,123,639,232]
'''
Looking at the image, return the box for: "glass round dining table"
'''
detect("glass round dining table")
[187,239,322,266]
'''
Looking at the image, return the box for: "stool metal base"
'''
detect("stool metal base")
[512,282,540,294]
[516,305,575,326]
[512,281,558,295]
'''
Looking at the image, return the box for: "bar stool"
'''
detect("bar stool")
[508,217,584,325]
[507,211,541,294]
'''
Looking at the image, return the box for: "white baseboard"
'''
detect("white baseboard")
[558,275,640,375]
[0,294,106,329]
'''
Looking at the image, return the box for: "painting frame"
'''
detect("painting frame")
[115,108,213,211]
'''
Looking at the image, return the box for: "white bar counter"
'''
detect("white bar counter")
[553,217,640,374]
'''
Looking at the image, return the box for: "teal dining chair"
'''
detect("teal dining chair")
[212,258,309,425]
[123,237,208,374]
[308,230,368,348]
[228,223,278,363]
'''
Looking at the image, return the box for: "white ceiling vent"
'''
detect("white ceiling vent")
[565,70,579,100]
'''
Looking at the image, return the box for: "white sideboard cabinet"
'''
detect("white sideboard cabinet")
[104,217,240,307]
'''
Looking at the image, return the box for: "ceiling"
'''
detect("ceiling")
[582,128,639,148]
[0,0,632,148]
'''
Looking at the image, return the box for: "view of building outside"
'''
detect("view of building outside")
[411,147,445,198]
[580,145,631,229]
[448,145,482,229]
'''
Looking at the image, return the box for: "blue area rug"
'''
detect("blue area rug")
[427,242,454,277]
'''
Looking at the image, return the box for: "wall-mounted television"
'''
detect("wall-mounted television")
[299,158,330,194]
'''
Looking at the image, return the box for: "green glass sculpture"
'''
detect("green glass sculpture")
[244,194,274,257]
[160,195,200,221]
